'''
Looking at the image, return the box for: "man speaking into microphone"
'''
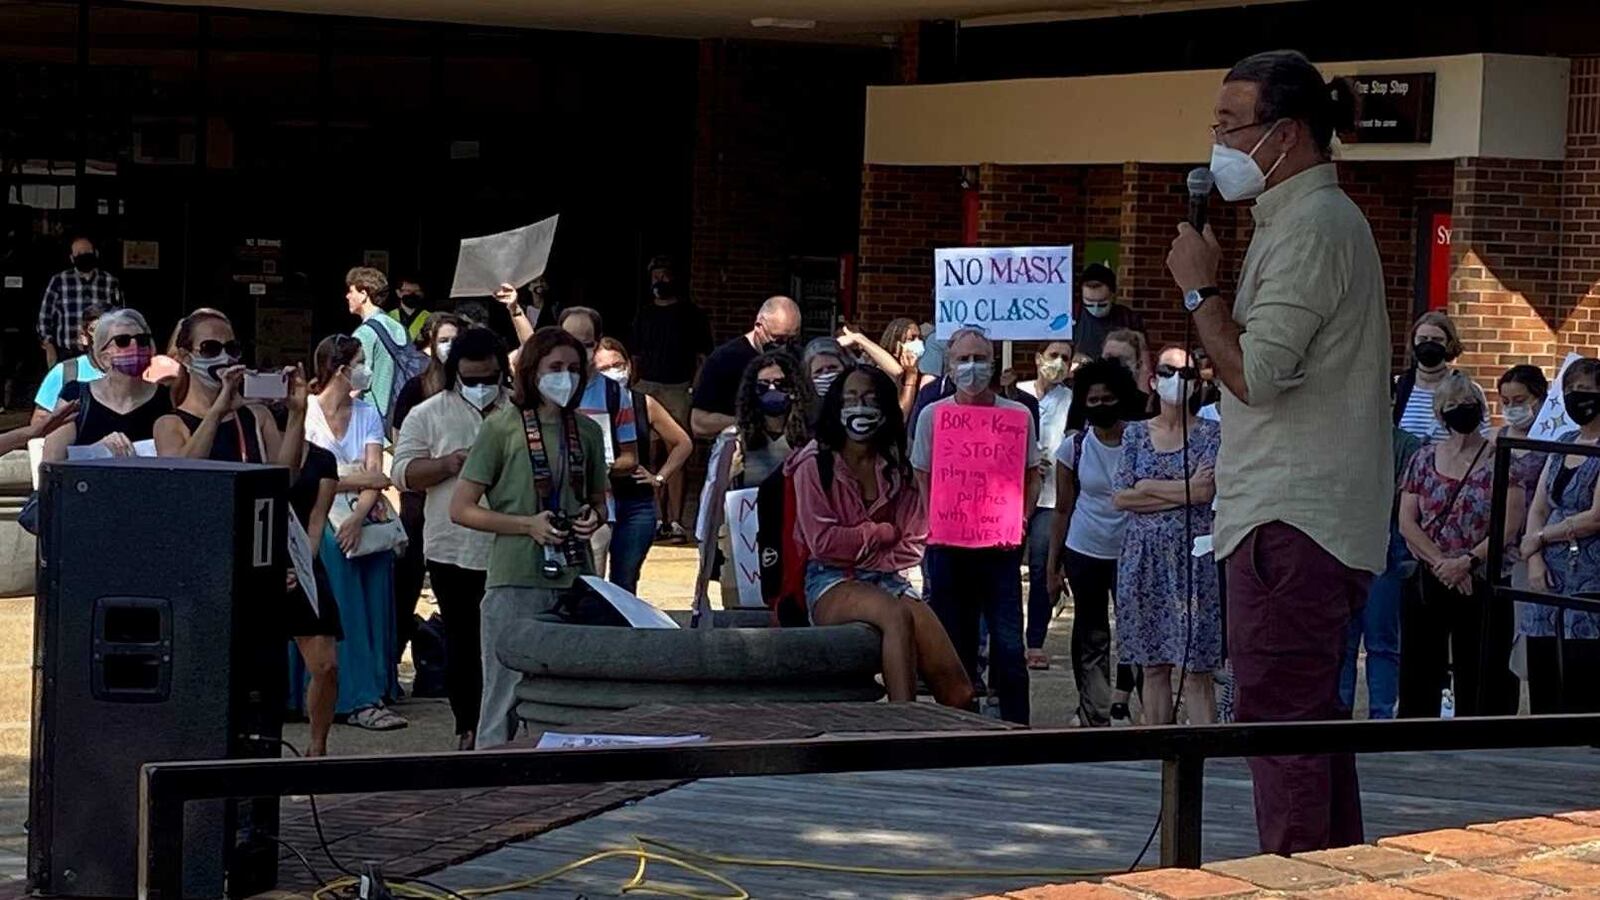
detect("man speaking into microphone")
[1166,50,1388,855]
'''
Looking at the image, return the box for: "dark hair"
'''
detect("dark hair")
[512,326,588,411]
[443,326,508,392]
[1223,50,1357,156]
[1499,364,1549,402]
[420,313,463,399]
[813,364,911,486]
[879,317,917,358]
[557,306,604,339]
[1066,358,1145,433]
[647,254,675,275]
[735,349,813,454]
[312,334,363,393]
[395,272,425,291]
[1564,358,1600,394]
[454,300,492,328]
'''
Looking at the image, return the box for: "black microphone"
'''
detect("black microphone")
[1186,167,1214,231]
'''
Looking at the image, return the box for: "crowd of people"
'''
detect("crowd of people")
[18,239,1600,757]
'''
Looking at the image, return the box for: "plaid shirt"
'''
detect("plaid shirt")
[37,268,124,349]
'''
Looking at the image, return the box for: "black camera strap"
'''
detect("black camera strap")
[520,405,585,515]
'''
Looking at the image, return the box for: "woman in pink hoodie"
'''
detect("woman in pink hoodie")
[787,364,973,708]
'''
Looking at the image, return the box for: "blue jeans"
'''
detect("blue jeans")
[1340,523,1404,719]
[1025,507,1056,649]
[927,545,1029,724]
[606,493,659,595]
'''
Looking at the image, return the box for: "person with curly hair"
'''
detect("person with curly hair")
[732,349,815,490]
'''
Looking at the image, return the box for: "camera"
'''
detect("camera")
[540,509,589,579]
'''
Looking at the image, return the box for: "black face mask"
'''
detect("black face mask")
[1414,340,1449,370]
[1442,403,1482,436]
[72,253,98,273]
[651,281,677,300]
[1567,391,1600,427]
[1084,404,1121,430]
[766,335,799,356]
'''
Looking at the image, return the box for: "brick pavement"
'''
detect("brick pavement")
[265,702,1007,894]
[969,811,1600,900]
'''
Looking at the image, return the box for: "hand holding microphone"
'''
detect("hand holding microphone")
[1168,167,1222,295]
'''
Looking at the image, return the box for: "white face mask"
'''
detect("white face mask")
[538,371,579,407]
[599,366,630,385]
[1156,373,1187,408]
[346,363,373,392]
[188,353,237,387]
[902,339,925,360]
[434,339,453,363]
[1209,120,1286,202]
[459,382,499,411]
[953,361,992,395]
[1504,403,1535,429]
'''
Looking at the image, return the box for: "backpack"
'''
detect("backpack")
[360,318,430,422]
[755,466,809,627]
[408,613,449,698]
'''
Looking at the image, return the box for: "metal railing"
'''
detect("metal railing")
[138,713,1600,899]
[131,435,1600,898]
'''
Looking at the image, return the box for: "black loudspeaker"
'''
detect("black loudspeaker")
[29,458,289,899]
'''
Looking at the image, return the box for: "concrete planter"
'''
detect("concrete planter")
[0,451,33,598]
[499,616,885,730]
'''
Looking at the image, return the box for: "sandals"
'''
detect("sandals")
[1026,649,1051,670]
[347,704,409,731]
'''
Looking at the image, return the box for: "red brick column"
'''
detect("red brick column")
[856,164,963,333]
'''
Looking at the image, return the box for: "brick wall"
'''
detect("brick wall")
[857,164,964,330]
[1449,158,1567,386]
[1343,160,1455,371]
[690,40,890,342]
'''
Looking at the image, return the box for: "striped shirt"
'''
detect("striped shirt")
[37,268,123,350]
[1397,384,1441,443]
[1214,164,1393,575]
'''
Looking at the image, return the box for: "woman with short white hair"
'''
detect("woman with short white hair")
[42,308,171,461]
[1396,370,1523,717]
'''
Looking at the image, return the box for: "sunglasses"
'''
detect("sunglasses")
[105,333,153,349]
[197,339,242,358]
[755,378,790,393]
[458,374,501,387]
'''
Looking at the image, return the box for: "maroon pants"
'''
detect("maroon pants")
[1227,522,1372,855]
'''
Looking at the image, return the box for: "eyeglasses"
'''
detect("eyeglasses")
[755,378,790,393]
[105,333,153,349]
[196,339,242,358]
[457,373,501,387]
[1211,120,1266,141]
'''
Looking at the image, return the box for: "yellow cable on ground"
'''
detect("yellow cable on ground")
[634,835,1121,880]
[305,833,1122,900]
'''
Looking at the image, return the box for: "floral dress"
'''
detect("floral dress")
[1114,418,1222,671]
[1523,430,1600,639]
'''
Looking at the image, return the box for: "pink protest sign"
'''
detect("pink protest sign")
[928,403,1030,548]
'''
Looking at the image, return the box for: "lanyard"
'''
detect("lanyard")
[522,406,584,513]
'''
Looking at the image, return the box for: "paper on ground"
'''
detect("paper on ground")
[287,511,318,618]
[65,439,156,461]
[449,215,559,298]
[535,732,706,750]
[580,575,679,629]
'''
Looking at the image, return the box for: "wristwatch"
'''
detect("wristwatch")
[1184,286,1221,312]
[653,474,665,488]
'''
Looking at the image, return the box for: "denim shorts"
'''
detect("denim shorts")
[803,560,918,623]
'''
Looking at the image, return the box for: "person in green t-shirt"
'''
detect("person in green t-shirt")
[450,326,610,747]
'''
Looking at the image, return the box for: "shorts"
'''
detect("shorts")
[803,560,917,623]
[637,380,691,430]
